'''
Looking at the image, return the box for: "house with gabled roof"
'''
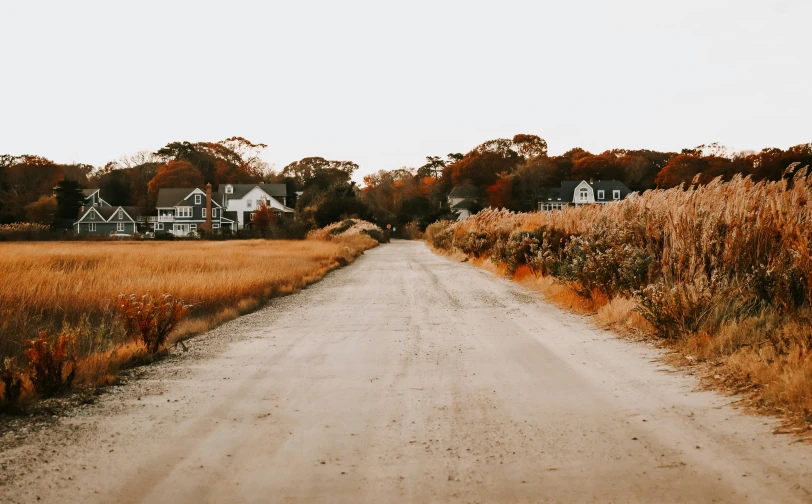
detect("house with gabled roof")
[538,180,632,211]
[219,183,294,229]
[448,186,481,221]
[152,184,235,236]
[74,205,140,235]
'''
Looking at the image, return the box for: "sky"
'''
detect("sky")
[1,0,810,182]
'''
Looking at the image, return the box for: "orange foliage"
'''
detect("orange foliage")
[24,331,76,397]
[419,177,438,198]
[147,160,204,193]
[252,201,277,231]
[486,177,513,208]
[118,294,191,354]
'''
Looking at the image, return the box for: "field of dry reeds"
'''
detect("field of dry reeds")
[427,167,812,431]
[0,233,377,404]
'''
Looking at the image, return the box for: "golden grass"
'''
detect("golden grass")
[427,170,812,432]
[0,235,376,363]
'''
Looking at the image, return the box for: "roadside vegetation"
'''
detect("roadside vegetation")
[427,167,812,433]
[0,227,380,412]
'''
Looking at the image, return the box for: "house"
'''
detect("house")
[448,186,481,221]
[538,180,632,211]
[219,183,294,229]
[74,205,140,235]
[82,189,110,208]
[152,184,235,236]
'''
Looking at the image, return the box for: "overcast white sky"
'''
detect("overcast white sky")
[1,0,810,181]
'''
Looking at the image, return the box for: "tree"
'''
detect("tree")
[252,201,276,233]
[571,152,623,181]
[418,156,447,179]
[512,134,548,158]
[0,155,64,224]
[654,153,707,188]
[53,179,85,220]
[298,181,371,228]
[24,195,57,224]
[97,167,133,205]
[282,157,358,191]
[512,156,561,210]
[148,161,204,193]
[154,137,270,186]
[486,177,513,209]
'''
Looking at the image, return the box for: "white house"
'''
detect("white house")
[538,180,632,211]
[447,186,480,221]
[219,183,295,229]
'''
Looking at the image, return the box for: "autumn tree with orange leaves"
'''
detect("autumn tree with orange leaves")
[147,160,204,193]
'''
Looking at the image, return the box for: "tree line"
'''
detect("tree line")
[1,135,810,235]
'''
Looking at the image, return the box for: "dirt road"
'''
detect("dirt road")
[2,240,811,503]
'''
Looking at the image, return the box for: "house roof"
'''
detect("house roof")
[156,188,195,208]
[94,206,119,220]
[450,198,477,210]
[541,180,631,203]
[120,206,143,218]
[224,183,287,199]
[448,186,480,199]
[155,188,223,208]
[82,189,99,197]
[75,205,141,223]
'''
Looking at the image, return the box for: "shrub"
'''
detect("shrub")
[118,294,191,354]
[23,331,76,397]
[425,221,454,250]
[490,230,540,274]
[403,220,423,240]
[361,228,389,243]
[0,357,25,412]
[0,222,53,241]
[329,219,356,236]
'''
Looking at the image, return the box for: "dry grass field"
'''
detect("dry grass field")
[0,234,377,367]
[427,167,812,432]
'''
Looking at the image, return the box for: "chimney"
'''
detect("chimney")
[202,183,213,232]
[589,177,594,184]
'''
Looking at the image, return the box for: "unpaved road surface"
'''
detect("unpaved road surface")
[2,241,811,503]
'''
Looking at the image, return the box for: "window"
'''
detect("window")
[89,223,96,231]
[190,224,197,232]
[579,188,589,201]
[195,194,202,205]
[597,190,605,200]
[202,208,206,218]
[213,223,220,229]
[250,212,255,221]
[90,211,95,220]
[175,207,192,218]
[156,223,164,230]
[117,222,125,232]
[613,190,621,200]
[225,185,233,194]
[213,208,217,218]
[246,199,252,208]
[118,210,124,219]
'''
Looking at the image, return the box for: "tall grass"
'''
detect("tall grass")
[427,168,812,428]
[0,235,376,363]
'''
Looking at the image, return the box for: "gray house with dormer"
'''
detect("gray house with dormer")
[151,186,235,236]
[538,180,632,211]
[74,205,140,235]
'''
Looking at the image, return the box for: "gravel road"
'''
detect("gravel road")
[2,240,811,503]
